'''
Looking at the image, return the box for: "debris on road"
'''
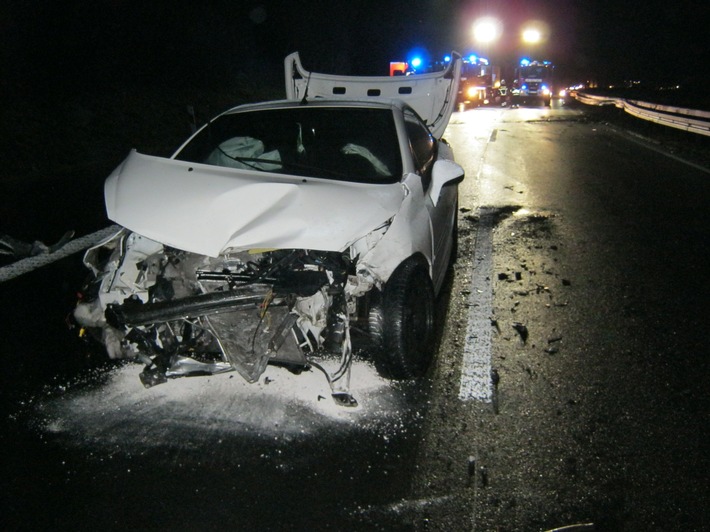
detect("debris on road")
[512,322,529,343]
[491,368,500,414]
[491,368,500,387]
[536,284,550,294]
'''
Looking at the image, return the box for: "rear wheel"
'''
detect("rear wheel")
[373,258,435,380]
[450,204,459,266]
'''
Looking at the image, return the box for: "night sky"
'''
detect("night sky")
[2,0,708,94]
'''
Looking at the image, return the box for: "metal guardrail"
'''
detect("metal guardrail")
[0,225,121,284]
[574,92,710,136]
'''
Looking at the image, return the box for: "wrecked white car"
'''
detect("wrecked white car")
[73,52,463,405]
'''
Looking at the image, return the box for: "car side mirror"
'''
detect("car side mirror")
[430,159,464,206]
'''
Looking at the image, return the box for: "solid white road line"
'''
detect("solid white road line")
[0,225,121,284]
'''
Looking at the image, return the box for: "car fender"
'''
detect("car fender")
[429,158,464,207]
[358,173,433,284]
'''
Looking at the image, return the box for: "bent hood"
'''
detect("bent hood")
[105,151,405,257]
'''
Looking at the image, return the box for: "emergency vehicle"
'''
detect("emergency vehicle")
[456,54,501,109]
[512,59,554,106]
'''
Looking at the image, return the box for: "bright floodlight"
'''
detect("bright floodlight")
[473,17,501,44]
[522,28,542,43]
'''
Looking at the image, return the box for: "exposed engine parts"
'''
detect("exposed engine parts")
[74,230,381,405]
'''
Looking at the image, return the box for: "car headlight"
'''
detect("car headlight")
[466,87,477,98]
[541,85,551,96]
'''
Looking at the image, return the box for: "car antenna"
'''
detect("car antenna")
[300,72,312,105]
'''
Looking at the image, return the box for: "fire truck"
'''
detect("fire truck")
[456,54,501,109]
[512,59,554,106]
[389,53,503,110]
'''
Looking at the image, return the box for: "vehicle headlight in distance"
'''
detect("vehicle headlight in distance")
[559,89,567,97]
[467,86,477,98]
[541,85,551,95]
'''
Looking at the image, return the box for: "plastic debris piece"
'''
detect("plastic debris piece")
[332,393,358,407]
[512,322,529,343]
[139,366,168,388]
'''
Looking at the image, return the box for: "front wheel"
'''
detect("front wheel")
[373,258,435,380]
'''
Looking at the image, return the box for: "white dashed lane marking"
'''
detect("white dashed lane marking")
[458,207,494,402]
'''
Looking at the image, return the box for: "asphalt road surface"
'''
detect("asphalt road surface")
[2,100,708,531]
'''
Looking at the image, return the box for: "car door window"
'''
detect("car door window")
[404,109,435,191]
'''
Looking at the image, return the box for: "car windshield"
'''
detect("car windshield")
[174,106,403,184]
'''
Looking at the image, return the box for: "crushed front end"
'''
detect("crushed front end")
[74,229,380,406]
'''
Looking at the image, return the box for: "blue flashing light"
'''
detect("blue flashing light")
[444,55,451,62]
[520,58,531,66]
[411,57,422,68]
[469,54,477,63]
[522,84,528,90]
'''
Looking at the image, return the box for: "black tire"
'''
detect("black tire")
[450,205,459,266]
[367,289,385,348]
[373,258,435,380]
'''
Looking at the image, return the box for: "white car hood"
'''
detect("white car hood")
[105,151,405,257]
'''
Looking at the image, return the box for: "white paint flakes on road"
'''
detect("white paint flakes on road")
[0,225,121,283]
[458,207,494,402]
[33,358,412,447]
